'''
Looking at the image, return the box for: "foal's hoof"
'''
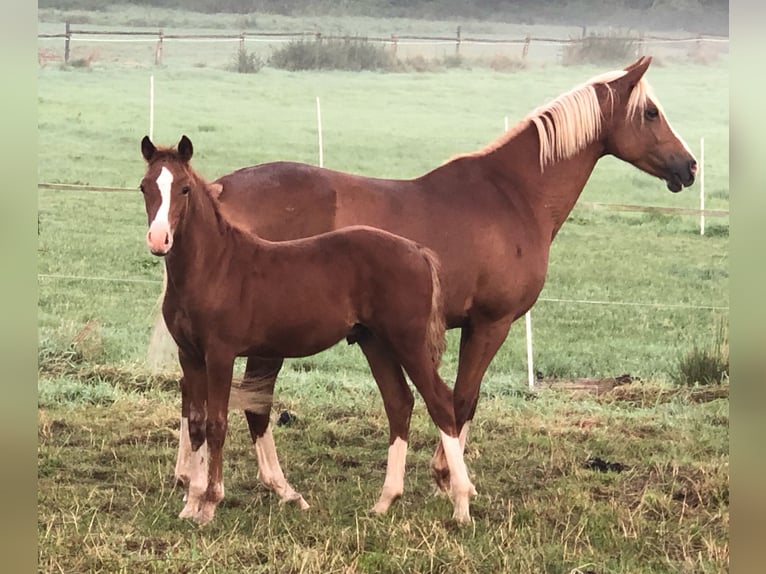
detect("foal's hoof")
[194,503,216,526]
[178,502,198,520]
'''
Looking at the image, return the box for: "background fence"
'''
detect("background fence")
[38,23,729,67]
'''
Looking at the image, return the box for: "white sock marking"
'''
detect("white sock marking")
[254,425,309,509]
[373,437,407,513]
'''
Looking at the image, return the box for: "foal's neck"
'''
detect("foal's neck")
[167,176,262,279]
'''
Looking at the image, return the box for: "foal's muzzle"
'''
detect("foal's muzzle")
[147,226,173,256]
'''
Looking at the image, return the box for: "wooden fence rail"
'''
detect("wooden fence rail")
[38,23,729,65]
[37,183,729,218]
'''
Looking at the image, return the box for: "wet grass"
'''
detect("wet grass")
[38,374,728,573]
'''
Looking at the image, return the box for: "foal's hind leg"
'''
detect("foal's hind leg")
[358,336,414,514]
[397,348,475,523]
[242,356,309,510]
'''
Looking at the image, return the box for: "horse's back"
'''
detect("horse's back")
[216,161,340,240]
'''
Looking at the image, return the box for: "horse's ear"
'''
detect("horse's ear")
[208,182,224,199]
[621,56,652,84]
[141,136,156,162]
[178,135,193,163]
[612,56,652,99]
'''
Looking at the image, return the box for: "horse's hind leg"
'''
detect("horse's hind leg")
[243,356,309,510]
[358,336,414,514]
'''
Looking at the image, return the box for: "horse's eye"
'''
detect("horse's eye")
[181,186,190,195]
[644,107,659,121]
[139,184,145,193]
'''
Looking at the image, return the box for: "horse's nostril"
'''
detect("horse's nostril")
[164,234,170,246]
[689,159,698,175]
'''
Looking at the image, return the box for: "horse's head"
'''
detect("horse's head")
[601,56,697,192]
[139,135,195,256]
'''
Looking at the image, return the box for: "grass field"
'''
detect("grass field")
[38,13,729,572]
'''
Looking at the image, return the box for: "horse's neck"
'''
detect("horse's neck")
[489,124,604,239]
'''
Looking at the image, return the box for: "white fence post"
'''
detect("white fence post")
[700,137,705,236]
[525,311,534,389]
[316,96,324,168]
[149,75,154,140]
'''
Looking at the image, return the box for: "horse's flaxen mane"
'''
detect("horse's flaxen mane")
[458,68,658,172]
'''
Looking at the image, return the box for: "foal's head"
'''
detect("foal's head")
[600,56,697,192]
[140,135,198,256]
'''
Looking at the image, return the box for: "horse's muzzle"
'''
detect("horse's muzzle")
[666,158,697,193]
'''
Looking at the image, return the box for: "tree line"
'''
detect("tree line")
[40,1,729,35]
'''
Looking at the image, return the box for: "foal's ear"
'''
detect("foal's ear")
[141,136,156,162]
[178,135,193,163]
[207,182,224,199]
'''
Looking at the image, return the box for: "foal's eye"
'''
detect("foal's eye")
[139,184,145,194]
[181,186,190,195]
[644,107,659,121]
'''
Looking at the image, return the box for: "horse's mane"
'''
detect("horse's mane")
[456,68,659,172]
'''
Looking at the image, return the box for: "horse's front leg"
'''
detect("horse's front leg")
[431,316,512,492]
[194,351,236,525]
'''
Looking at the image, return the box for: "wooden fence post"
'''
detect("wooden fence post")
[391,34,398,58]
[522,35,531,60]
[239,32,245,52]
[155,29,164,65]
[64,21,71,64]
[456,25,461,57]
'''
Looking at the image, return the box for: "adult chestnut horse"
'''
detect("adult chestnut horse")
[140,135,475,525]
[162,56,696,497]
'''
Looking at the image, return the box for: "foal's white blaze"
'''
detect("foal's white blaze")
[372,437,407,514]
[147,166,174,253]
[254,425,310,509]
[439,430,475,523]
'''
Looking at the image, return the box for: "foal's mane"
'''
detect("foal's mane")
[459,68,659,172]
[149,147,243,235]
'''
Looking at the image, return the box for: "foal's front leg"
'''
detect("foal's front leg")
[177,352,210,521]
[174,376,193,499]
[194,352,235,525]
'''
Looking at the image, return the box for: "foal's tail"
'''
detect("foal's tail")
[420,247,447,368]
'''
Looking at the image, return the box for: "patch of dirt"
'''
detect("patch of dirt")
[124,537,171,556]
[536,374,636,396]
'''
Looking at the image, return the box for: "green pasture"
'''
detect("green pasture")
[38,60,729,379]
[38,24,728,573]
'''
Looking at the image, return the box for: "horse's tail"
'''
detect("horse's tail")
[146,266,178,373]
[421,247,446,368]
